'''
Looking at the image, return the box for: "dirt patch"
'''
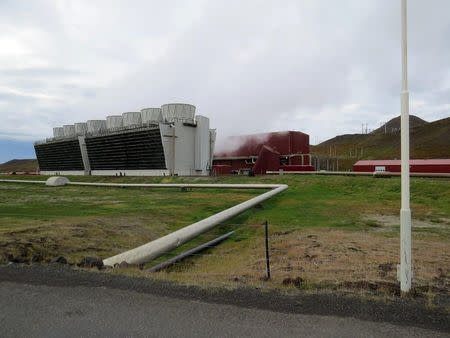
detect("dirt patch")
[341,281,400,295]
[363,214,450,229]
[268,229,449,292]
[282,276,304,288]
[378,262,394,277]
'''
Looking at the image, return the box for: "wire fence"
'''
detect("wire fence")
[138,221,448,292]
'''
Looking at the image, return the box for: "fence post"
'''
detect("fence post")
[265,220,271,279]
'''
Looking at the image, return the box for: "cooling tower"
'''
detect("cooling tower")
[35,102,215,177]
[53,127,64,138]
[161,103,195,122]
[106,115,123,129]
[122,112,142,127]
[87,120,107,133]
[74,122,88,135]
[63,125,76,137]
[141,108,163,123]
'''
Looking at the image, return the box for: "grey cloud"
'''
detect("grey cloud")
[0,92,38,103]
[0,68,84,77]
[0,0,449,143]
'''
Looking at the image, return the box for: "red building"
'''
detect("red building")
[213,131,314,174]
[353,159,450,173]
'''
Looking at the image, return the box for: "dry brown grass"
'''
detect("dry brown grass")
[150,226,449,295]
[0,215,168,263]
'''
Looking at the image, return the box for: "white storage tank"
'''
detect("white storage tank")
[122,112,142,127]
[74,122,88,135]
[87,120,107,133]
[141,108,163,123]
[53,127,64,138]
[161,103,195,122]
[63,125,76,137]
[106,115,123,129]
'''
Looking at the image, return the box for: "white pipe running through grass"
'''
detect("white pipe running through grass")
[0,179,46,184]
[67,182,284,189]
[97,182,288,266]
[0,178,287,266]
[266,171,450,178]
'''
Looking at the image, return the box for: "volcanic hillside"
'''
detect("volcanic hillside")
[0,159,38,172]
[371,115,427,134]
[311,115,450,170]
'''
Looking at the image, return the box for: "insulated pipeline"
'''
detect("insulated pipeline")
[102,183,287,266]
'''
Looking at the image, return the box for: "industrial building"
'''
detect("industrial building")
[34,103,216,176]
[353,159,450,173]
[213,131,314,174]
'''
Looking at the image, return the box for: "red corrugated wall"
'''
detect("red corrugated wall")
[353,160,450,173]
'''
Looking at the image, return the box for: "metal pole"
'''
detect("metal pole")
[171,125,176,176]
[147,231,235,272]
[400,0,412,293]
[265,220,270,279]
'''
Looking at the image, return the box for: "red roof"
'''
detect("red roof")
[354,159,450,166]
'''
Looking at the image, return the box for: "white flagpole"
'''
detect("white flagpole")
[400,0,412,293]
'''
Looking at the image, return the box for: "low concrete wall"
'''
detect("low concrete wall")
[90,170,171,176]
[40,171,85,176]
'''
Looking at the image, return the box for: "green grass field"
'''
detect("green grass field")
[1,174,449,294]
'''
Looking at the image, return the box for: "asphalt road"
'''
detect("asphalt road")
[1,281,447,338]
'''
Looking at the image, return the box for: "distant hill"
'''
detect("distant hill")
[311,116,450,170]
[0,159,38,172]
[371,115,427,134]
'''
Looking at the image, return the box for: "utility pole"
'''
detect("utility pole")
[399,0,412,294]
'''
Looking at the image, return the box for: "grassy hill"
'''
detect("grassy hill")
[0,159,38,172]
[311,116,450,170]
[372,115,427,134]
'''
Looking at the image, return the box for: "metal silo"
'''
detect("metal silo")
[161,103,195,122]
[53,127,64,138]
[74,122,88,135]
[122,112,142,127]
[106,115,123,129]
[63,124,76,137]
[87,120,107,133]
[141,108,163,123]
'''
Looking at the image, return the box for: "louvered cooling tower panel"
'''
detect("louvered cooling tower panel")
[85,129,166,170]
[34,139,84,171]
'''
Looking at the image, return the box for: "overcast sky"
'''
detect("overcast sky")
[0,0,449,161]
